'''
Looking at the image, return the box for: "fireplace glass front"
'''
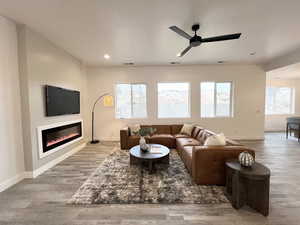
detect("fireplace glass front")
[41,122,82,153]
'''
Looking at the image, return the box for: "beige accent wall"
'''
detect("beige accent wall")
[265,79,300,131]
[18,25,88,171]
[86,65,266,140]
[0,16,25,184]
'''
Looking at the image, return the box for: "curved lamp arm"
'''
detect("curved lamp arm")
[92,93,110,113]
[90,92,111,144]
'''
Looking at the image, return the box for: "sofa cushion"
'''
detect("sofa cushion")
[140,125,152,130]
[226,138,242,146]
[196,130,211,144]
[176,138,201,150]
[204,133,226,146]
[171,124,183,135]
[149,134,175,148]
[152,125,171,134]
[128,124,140,136]
[174,134,190,138]
[180,124,195,136]
[191,126,202,138]
[181,146,193,173]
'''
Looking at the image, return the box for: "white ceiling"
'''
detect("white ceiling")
[1,0,300,66]
[267,62,300,80]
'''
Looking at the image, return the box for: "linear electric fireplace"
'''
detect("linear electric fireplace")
[37,120,83,158]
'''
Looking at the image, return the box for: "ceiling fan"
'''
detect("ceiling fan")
[169,24,241,57]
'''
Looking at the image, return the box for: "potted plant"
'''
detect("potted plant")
[138,127,156,152]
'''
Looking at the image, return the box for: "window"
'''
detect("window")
[115,83,147,118]
[265,87,294,115]
[157,82,190,118]
[200,82,233,117]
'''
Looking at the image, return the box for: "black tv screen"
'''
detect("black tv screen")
[45,85,80,116]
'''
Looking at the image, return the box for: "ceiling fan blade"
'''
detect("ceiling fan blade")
[178,45,192,57]
[202,33,241,42]
[169,26,192,40]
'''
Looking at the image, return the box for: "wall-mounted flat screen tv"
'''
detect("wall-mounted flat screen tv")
[45,85,80,116]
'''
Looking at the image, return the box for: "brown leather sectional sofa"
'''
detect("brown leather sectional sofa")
[120,124,255,185]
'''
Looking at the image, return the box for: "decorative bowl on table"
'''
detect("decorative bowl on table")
[138,127,156,153]
[238,151,255,167]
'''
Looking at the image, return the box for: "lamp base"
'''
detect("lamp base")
[90,140,100,144]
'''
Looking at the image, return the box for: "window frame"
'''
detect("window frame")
[265,86,295,115]
[200,81,234,118]
[114,83,148,119]
[157,82,191,119]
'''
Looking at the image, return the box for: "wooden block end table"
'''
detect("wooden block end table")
[225,159,271,216]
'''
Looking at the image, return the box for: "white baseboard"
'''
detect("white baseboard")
[0,172,26,193]
[0,143,87,192]
[231,136,264,141]
[23,171,34,179]
[27,142,87,178]
[264,129,285,132]
[99,137,120,142]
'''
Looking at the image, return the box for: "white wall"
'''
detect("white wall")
[265,79,300,131]
[0,16,25,190]
[86,65,266,140]
[264,48,300,72]
[18,26,88,171]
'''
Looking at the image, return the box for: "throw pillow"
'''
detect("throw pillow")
[180,124,195,136]
[204,133,226,146]
[128,124,140,136]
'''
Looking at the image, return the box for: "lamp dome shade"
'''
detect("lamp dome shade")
[103,95,114,107]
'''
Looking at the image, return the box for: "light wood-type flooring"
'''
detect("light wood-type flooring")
[0,133,300,225]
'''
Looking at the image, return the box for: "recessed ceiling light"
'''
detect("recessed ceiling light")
[170,62,180,65]
[176,53,181,57]
[250,52,256,56]
[104,54,110,59]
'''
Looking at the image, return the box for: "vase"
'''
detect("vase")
[139,136,149,152]
[238,151,254,167]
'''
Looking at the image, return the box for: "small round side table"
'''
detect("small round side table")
[225,159,271,216]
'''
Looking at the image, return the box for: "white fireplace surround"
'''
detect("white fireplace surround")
[37,119,83,159]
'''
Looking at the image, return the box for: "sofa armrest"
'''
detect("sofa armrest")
[191,146,255,185]
[120,127,129,149]
[225,138,243,146]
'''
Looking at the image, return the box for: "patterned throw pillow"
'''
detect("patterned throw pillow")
[180,124,195,136]
[128,124,140,136]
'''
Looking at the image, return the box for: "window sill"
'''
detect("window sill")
[265,114,295,116]
[116,117,148,120]
[157,117,191,119]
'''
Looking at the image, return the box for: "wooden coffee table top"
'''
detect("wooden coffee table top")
[130,144,170,160]
[226,159,271,179]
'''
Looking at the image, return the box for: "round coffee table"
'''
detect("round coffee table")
[130,144,170,173]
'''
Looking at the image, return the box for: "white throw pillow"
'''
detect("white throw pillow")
[128,124,140,136]
[180,124,195,136]
[204,133,226,146]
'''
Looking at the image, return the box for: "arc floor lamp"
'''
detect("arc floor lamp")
[90,93,113,144]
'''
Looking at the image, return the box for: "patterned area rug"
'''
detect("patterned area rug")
[69,149,228,204]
